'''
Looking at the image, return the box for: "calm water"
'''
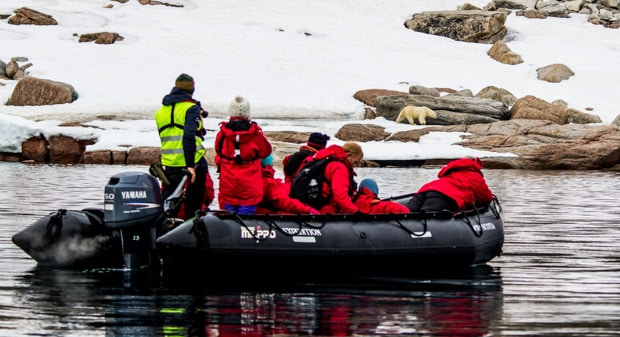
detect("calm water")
[0,162,619,336]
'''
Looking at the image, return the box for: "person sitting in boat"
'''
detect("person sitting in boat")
[282,132,330,185]
[214,95,272,215]
[297,141,362,214]
[255,154,321,215]
[353,178,410,214]
[406,157,494,214]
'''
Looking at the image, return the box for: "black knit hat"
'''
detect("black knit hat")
[175,73,195,93]
[307,132,330,150]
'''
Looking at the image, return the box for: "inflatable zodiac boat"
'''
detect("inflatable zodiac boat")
[12,171,505,276]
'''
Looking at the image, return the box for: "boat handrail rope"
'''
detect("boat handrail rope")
[489,195,501,218]
[229,212,277,242]
[462,210,484,237]
[294,214,328,230]
[44,209,67,244]
[191,216,210,250]
[393,213,428,237]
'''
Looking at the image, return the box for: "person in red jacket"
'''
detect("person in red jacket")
[305,142,362,214]
[255,154,320,215]
[353,178,410,214]
[406,157,494,213]
[282,132,330,184]
[214,95,272,214]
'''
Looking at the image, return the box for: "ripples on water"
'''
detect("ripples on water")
[0,162,619,336]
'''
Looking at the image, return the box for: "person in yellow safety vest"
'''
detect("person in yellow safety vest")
[155,73,214,219]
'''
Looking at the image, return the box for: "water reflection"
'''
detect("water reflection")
[14,264,503,337]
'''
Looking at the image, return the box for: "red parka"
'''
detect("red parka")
[215,118,272,208]
[255,165,317,214]
[417,158,494,211]
[309,145,359,214]
[353,187,410,214]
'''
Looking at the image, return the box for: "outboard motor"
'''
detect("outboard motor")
[104,172,163,270]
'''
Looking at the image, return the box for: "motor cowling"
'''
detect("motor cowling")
[104,172,164,269]
[104,172,163,229]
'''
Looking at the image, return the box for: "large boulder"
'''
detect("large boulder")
[404,10,508,44]
[7,77,77,106]
[510,96,602,124]
[8,7,57,25]
[375,94,509,123]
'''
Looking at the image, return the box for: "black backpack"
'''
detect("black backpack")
[289,157,333,209]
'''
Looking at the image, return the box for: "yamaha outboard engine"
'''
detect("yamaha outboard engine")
[104,172,163,269]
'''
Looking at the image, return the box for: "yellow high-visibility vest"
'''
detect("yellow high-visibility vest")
[155,101,205,167]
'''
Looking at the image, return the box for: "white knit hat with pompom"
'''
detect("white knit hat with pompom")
[228,95,250,119]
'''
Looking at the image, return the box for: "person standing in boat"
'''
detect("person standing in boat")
[282,132,330,185]
[406,157,494,214]
[255,154,321,215]
[353,178,410,214]
[214,95,272,215]
[155,73,214,219]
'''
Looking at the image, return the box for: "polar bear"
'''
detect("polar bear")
[396,105,437,125]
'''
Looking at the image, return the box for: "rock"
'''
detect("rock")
[263,131,313,144]
[408,85,440,97]
[363,107,376,120]
[126,147,160,165]
[612,115,620,128]
[404,10,508,44]
[78,32,124,44]
[112,150,128,164]
[48,135,95,164]
[510,95,601,124]
[475,85,518,107]
[7,77,76,106]
[21,136,48,162]
[487,40,523,65]
[8,7,58,25]
[353,89,407,106]
[375,94,509,122]
[335,124,390,142]
[82,150,112,164]
[5,60,18,78]
[536,63,575,83]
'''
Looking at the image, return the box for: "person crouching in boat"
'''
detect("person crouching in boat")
[353,178,410,214]
[255,154,320,215]
[282,132,330,185]
[406,157,494,213]
[306,142,362,214]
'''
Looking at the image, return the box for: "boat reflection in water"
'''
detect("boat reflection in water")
[18,264,503,336]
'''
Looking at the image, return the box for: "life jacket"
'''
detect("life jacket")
[155,101,205,167]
